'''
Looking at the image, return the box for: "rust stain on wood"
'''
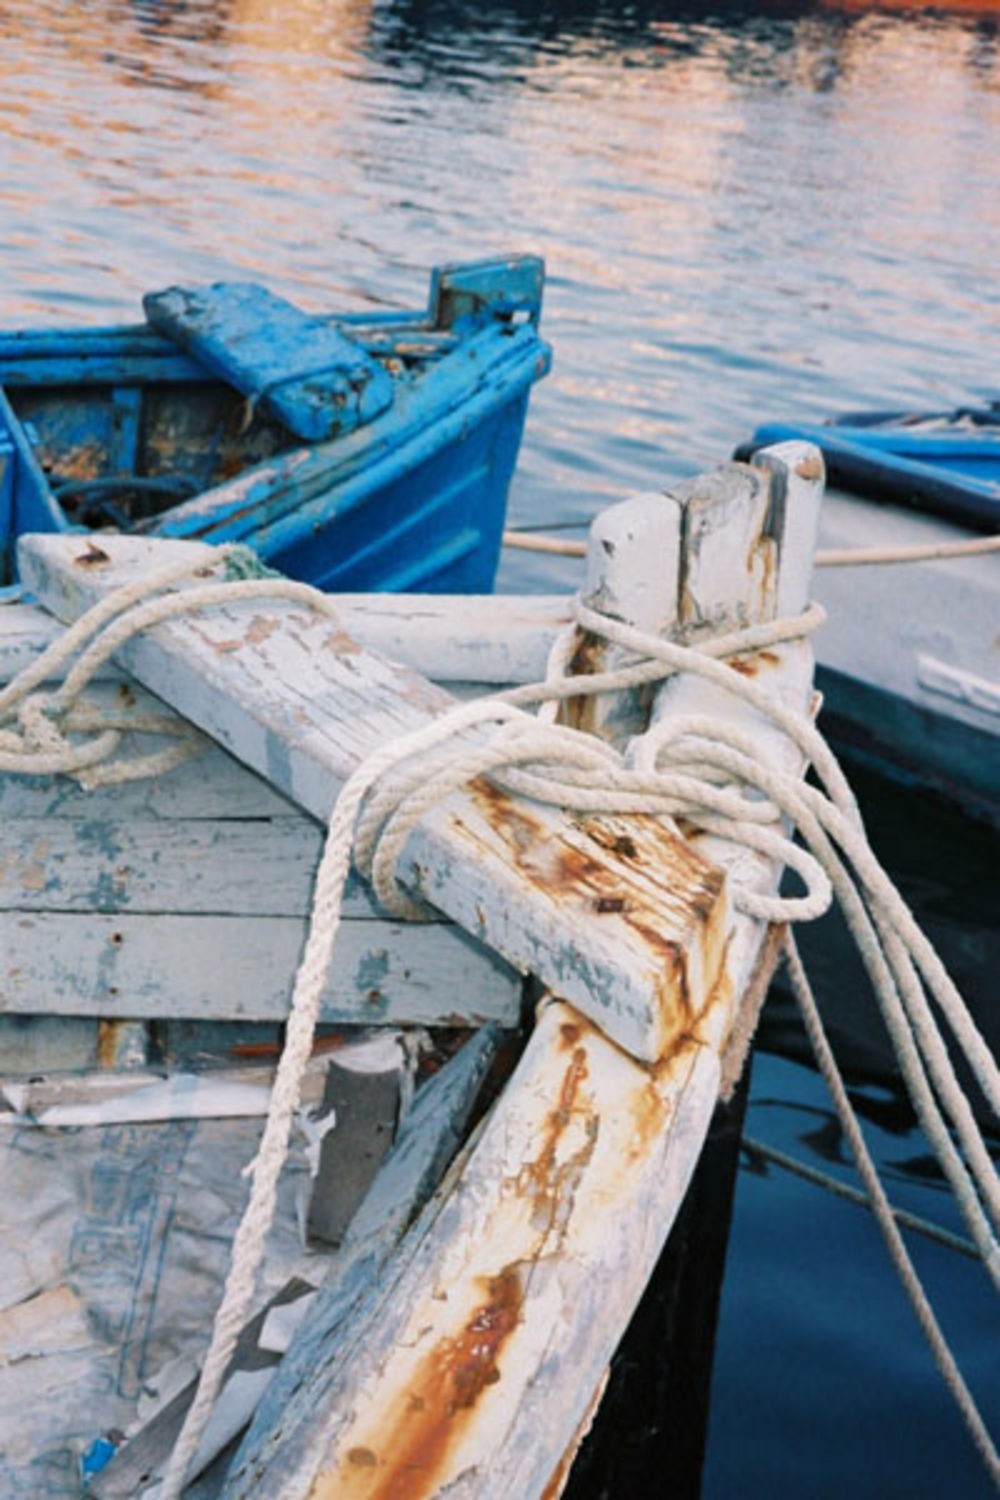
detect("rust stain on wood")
[312,1264,524,1500]
[469,780,722,934]
[561,629,604,733]
[245,614,279,646]
[96,1018,132,1069]
[74,542,111,568]
[312,1036,603,1498]
[727,648,779,678]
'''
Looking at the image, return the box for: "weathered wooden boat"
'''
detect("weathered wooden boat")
[0,441,827,1497]
[12,442,997,1498]
[0,255,550,596]
[736,407,1000,825]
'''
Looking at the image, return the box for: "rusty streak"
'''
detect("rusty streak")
[316,1265,524,1500]
[727,648,779,678]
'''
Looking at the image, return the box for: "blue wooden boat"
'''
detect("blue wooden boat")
[0,255,550,594]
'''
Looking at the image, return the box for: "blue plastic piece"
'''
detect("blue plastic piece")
[81,1435,119,1480]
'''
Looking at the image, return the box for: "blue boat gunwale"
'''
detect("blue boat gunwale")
[149,318,549,549]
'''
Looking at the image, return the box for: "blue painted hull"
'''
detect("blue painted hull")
[0,257,550,594]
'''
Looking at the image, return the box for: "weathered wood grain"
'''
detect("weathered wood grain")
[0,910,521,1026]
[1,593,571,687]
[222,1001,720,1500]
[20,532,731,1063]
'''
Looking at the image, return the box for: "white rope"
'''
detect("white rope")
[0,547,340,788]
[6,553,996,1492]
[501,527,1000,567]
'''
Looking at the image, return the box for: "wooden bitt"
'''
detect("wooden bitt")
[558,448,821,1496]
[646,443,824,1057]
[20,531,730,1064]
[568,489,682,742]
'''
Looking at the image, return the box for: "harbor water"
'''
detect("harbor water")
[1,2,998,1494]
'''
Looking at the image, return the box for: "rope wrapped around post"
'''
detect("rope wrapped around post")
[3,548,997,1494]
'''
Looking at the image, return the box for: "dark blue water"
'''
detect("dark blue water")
[2,2,998,1493]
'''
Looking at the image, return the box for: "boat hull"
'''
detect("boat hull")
[0,257,551,595]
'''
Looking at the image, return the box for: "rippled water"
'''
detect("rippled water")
[2,2,998,1495]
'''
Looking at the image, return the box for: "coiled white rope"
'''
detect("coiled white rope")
[4,555,996,1491]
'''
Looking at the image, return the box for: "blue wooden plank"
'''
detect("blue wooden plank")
[143,283,395,443]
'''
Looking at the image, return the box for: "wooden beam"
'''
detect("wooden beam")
[0,592,570,689]
[19,532,729,1063]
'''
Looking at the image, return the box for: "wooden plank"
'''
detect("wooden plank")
[90,1027,500,1499]
[0,593,571,687]
[221,1001,721,1500]
[1,816,384,918]
[20,532,730,1064]
[0,911,522,1027]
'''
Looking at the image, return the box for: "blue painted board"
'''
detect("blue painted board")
[143,283,395,443]
[0,388,68,580]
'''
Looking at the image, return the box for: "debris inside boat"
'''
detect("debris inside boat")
[1,440,998,1498]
